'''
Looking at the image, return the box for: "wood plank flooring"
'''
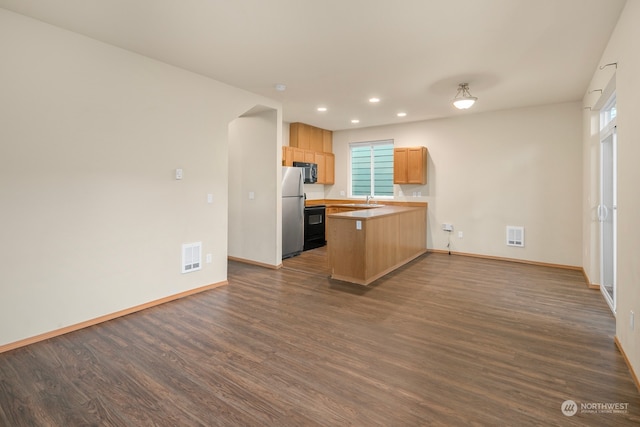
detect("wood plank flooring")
[1,249,639,426]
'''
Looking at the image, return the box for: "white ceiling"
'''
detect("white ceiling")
[0,0,626,131]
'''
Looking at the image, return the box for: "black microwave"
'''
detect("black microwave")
[293,161,318,184]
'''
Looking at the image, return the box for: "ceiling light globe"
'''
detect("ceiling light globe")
[453,98,477,109]
[452,83,477,110]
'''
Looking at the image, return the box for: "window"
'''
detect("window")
[350,140,394,197]
[600,94,617,131]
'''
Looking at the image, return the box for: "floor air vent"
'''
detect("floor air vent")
[181,242,202,273]
[506,226,524,247]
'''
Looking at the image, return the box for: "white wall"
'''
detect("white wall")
[330,103,583,267]
[583,0,640,380]
[0,9,279,347]
[228,108,281,266]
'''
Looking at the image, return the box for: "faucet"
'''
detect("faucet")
[366,195,373,205]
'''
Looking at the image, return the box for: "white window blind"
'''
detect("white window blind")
[350,140,394,197]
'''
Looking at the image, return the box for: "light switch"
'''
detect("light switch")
[207,194,213,203]
[356,220,362,230]
[175,168,183,180]
[249,191,255,200]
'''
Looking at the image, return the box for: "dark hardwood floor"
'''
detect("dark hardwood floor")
[1,248,638,426]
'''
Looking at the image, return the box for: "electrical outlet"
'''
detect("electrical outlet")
[458,231,463,238]
[207,194,213,203]
[206,254,212,264]
[442,223,453,231]
[249,191,255,200]
[340,190,346,196]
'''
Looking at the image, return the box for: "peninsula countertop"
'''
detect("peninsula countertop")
[326,205,420,220]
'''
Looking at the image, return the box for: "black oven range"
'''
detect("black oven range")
[303,205,326,251]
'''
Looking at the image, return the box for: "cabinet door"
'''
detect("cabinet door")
[310,126,323,152]
[292,147,305,163]
[393,148,408,184]
[282,146,294,166]
[322,130,333,153]
[325,153,335,184]
[314,152,326,183]
[394,147,427,184]
[304,150,316,163]
[407,147,427,184]
[290,123,311,150]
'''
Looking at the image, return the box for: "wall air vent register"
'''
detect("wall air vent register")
[181,242,202,273]
[506,226,525,247]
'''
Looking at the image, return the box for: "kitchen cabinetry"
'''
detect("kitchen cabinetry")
[282,147,334,184]
[283,146,306,165]
[325,204,377,236]
[394,147,427,184]
[313,152,335,185]
[325,153,334,184]
[286,123,335,184]
[289,122,311,150]
[283,146,293,166]
[290,123,332,153]
[322,130,333,153]
[304,150,315,163]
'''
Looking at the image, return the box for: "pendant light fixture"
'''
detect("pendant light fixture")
[452,83,477,109]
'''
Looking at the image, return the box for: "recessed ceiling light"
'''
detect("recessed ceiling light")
[369,97,380,103]
[351,119,360,124]
[397,112,407,117]
[274,83,286,91]
[317,107,327,112]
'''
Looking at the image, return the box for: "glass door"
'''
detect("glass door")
[599,96,617,313]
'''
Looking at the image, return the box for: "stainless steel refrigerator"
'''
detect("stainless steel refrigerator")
[282,166,305,259]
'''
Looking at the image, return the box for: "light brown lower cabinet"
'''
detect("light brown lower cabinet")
[327,206,427,285]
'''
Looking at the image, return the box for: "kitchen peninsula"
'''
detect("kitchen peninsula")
[326,203,427,285]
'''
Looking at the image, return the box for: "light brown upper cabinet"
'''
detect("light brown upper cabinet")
[304,150,315,163]
[293,147,305,163]
[290,123,333,154]
[289,122,311,150]
[322,129,333,153]
[394,147,427,184]
[282,146,305,166]
[283,146,294,166]
[287,122,335,184]
[315,152,326,183]
[313,152,335,185]
[282,148,335,185]
[324,153,335,185]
